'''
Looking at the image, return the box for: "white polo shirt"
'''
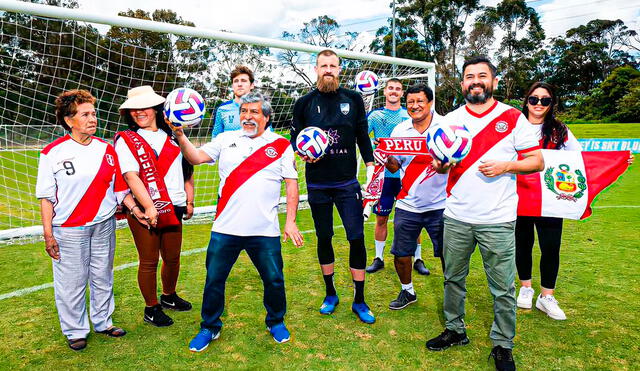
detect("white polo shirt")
[115,129,187,206]
[390,118,447,213]
[36,135,128,227]
[200,130,298,237]
[443,101,540,224]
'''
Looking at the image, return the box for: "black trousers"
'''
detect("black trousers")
[515,216,563,289]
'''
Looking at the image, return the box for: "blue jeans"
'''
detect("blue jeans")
[200,232,286,332]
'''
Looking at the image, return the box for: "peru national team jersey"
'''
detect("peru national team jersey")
[36,135,129,227]
[390,118,448,213]
[368,107,410,178]
[200,130,297,237]
[443,101,540,224]
[532,124,582,151]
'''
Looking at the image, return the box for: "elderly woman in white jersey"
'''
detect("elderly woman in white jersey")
[515,82,582,320]
[36,89,138,351]
[115,86,195,328]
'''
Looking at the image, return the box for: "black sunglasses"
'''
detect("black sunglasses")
[527,96,553,107]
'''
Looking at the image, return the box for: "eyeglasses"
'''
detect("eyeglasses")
[527,96,553,107]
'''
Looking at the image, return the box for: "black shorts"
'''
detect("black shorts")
[391,208,444,257]
[373,177,401,217]
[307,182,364,241]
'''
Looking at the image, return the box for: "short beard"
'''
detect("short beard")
[317,75,340,93]
[241,121,258,137]
[464,84,493,104]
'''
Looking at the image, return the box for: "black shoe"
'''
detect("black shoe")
[389,289,417,310]
[144,304,174,327]
[489,346,516,371]
[413,259,431,275]
[365,258,384,273]
[161,292,192,311]
[426,329,470,351]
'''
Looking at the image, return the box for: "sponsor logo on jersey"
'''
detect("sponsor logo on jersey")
[105,154,115,166]
[153,200,172,210]
[148,181,160,200]
[265,146,278,158]
[340,103,350,115]
[495,121,508,133]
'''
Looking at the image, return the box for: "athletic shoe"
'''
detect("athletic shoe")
[351,302,375,324]
[413,259,430,276]
[426,329,470,351]
[160,292,192,312]
[516,286,535,309]
[189,328,220,352]
[365,258,384,273]
[144,304,174,327]
[489,345,516,371]
[389,289,417,310]
[319,295,339,315]
[268,323,291,343]
[536,294,567,320]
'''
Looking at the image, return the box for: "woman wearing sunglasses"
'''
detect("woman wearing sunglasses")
[515,82,581,320]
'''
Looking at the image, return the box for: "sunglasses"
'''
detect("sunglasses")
[527,96,553,107]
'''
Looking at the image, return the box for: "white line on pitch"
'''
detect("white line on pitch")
[0,222,374,301]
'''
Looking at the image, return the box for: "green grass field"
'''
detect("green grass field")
[0,124,638,369]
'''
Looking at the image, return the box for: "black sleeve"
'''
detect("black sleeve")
[354,93,374,163]
[290,96,307,149]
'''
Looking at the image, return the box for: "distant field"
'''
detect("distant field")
[568,123,640,138]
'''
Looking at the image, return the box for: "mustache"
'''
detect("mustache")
[241,120,257,126]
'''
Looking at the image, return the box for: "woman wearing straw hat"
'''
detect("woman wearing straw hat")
[36,89,134,350]
[115,85,195,327]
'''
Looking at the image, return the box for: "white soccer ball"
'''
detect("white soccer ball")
[425,124,473,163]
[295,127,330,160]
[354,70,380,95]
[164,87,206,127]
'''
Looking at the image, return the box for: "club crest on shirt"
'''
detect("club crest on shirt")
[495,121,508,133]
[340,103,350,115]
[105,154,115,166]
[265,146,278,158]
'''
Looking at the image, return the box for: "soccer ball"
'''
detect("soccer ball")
[164,87,205,127]
[354,70,380,95]
[295,127,330,160]
[425,124,473,163]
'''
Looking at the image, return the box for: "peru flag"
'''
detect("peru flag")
[517,150,630,220]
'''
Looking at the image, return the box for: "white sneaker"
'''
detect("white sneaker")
[516,286,535,309]
[536,294,567,320]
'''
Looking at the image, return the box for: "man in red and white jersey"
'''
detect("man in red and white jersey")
[170,91,304,352]
[374,84,448,311]
[425,57,543,371]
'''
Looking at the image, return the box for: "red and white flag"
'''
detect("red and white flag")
[517,150,630,220]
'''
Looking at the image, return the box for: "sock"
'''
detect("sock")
[414,244,422,261]
[353,280,365,304]
[374,240,385,260]
[323,273,337,297]
[401,282,415,295]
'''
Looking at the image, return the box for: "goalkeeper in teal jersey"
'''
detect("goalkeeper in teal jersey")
[211,66,255,138]
[365,79,430,276]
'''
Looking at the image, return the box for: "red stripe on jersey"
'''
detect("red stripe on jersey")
[156,136,181,179]
[446,108,520,196]
[397,155,432,200]
[41,134,72,155]
[216,138,290,220]
[62,145,116,227]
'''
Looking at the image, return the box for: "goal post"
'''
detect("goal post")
[0,0,435,242]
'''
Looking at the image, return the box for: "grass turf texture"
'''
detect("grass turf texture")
[0,124,638,369]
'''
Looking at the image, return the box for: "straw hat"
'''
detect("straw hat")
[119,85,165,111]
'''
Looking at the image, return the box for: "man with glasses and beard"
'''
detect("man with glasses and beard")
[426,56,543,371]
[290,49,376,324]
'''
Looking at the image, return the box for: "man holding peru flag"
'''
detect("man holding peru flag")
[425,57,544,371]
[170,91,304,351]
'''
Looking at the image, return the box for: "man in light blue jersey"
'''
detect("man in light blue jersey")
[211,65,255,138]
[365,79,430,276]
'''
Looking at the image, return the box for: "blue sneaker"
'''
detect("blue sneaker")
[319,295,339,315]
[352,302,375,324]
[189,328,220,352]
[268,323,291,343]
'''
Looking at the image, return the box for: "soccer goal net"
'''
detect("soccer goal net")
[0,0,435,242]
